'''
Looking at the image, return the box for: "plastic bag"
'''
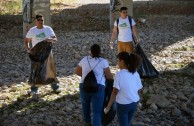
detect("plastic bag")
[29,41,52,62]
[102,79,116,126]
[135,44,159,78]
[28,41,59,85]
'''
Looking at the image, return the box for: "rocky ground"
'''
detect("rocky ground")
[0,2,194,126]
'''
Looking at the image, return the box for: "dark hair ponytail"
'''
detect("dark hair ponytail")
[117,52,142,73]
[91,44,101,58]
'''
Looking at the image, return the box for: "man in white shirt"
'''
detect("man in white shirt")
[24,14,60,96]
[110,7,139,53]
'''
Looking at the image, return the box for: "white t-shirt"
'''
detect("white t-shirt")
[78,56,109,86]
[113,69,143,104]
[26,25,56,47]
[114,17,136,42]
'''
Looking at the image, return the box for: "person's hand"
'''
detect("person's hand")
[46,38,53,42]
[138,102,142,108]
[109,41,114,49]
[134,42,139,47]
[27,48,31,53]
[134,38,140,46]
[46,37,57,43]
[104,107,110,114]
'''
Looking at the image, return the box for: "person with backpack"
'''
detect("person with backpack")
[75,44,113,126]
[110,7,139,53]
[104,52,143,126]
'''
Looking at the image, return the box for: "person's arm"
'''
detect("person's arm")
[110,26,118,42]
[46,35,57,42]
[75,65,82,76]
[104,87,118,113]
[104,67,113,80]
[46,27,57,42]
[132,25,139,44]
[110,26,118,49]
[24,38,32,51]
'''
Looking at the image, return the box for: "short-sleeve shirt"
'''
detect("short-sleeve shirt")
[114,17,136,42]
[113,69,143,104]
[78,56,109,86]
[26,25,56,47]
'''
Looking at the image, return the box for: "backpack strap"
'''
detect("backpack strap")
[128,16,136,45]
[116,18,119,34]
[87,56,104,84]
[87,56,101,70]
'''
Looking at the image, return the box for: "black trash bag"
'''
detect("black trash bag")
[102,79,116,126]
[29,41,52,62]
[28,41,59,85]
[135,44,159,78]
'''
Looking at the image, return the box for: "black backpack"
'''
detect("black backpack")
[83,57,102,93]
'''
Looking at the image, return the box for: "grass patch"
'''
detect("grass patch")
[0,1,22,15]
[173,46,192,51]
[22,102,50,110]
[166,63,188,69]
[72,82,79,88]
[0,0,75,15]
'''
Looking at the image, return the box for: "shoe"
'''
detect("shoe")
[53,88,61,93]
[51,84,61,93]
[29,90,39,100]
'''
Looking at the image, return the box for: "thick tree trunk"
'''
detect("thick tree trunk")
[110,0,133,29]
[23,0,51,38]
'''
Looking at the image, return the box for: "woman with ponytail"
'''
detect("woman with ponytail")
[104,52,142,126]
[75,44,113,126]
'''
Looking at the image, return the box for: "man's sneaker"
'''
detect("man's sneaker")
[53,87,61,93]
[51,84,61,93]
[29,90,40,99]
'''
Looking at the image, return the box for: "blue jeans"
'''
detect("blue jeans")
[79,83,105,126]
[116,102,139,126]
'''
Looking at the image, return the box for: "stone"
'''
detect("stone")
[190,110,194,118]
[146,95,171,108]
[178,95,188,101]
[144,118,151,122]
[169,94,177,100]
[132,122,145,126]
[150,103,158,111]
[183,117,190,124]
[45,120,52,126]
[172,108,181,116]
[180,103,188,112]
[65,107,72,112]
[0,94,10,100]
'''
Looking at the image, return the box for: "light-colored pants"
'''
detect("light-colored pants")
[118,41,134,53]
